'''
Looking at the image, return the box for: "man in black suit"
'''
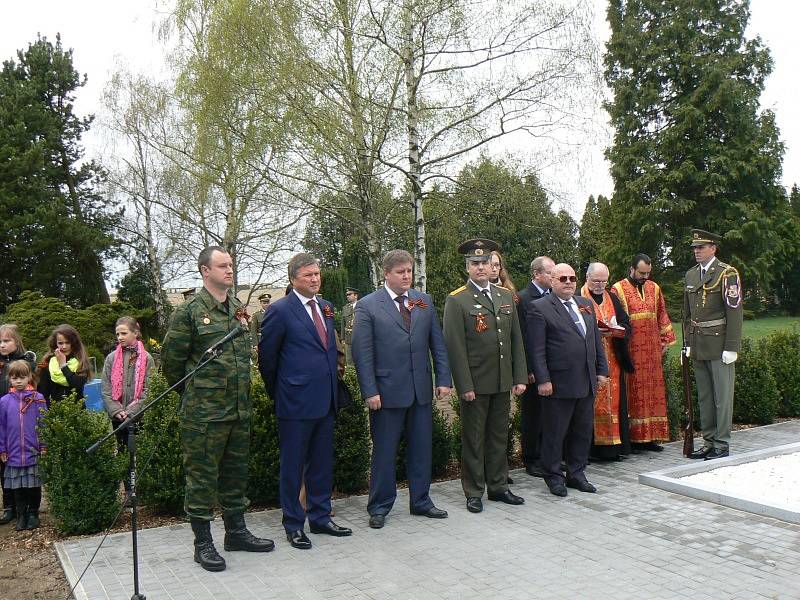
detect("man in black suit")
[527,263,608,497]
[516,255,555,477]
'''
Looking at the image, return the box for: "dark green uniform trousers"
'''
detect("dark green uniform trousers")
[181,418,250,521]
[460,392,510,498]
[693,359,735,450]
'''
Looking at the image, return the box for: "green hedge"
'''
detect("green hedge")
[333,367,371,492]
[759,331,800,417]
[733,338,780,425]
[136,373,184,512]
[39,393,127,534]
[247,374,281,505]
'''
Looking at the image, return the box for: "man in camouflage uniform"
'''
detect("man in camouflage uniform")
[340,287,359,364]
[162,246,274,572]
[682,229,743,460]
[250,292,271,350]
[443,239,528,514]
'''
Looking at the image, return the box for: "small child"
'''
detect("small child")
[38,324,91,406]
[0,324,37,525]
[0,360,48,530]
[101,317,155,452]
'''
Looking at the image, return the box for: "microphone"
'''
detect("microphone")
[204,325,248,355]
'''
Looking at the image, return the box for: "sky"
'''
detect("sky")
[2,0,798,226]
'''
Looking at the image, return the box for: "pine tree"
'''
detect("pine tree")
[604,0,785,302]
[0,35,119,311]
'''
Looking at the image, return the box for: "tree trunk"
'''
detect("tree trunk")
[402,1,426,291]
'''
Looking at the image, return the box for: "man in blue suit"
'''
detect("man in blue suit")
[351,250,452,529]
[258,253,352,549]
[527,263,609,498]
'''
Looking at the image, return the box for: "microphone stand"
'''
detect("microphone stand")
[85,331,239,600]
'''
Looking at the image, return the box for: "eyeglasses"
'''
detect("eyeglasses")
[557,275,578,283]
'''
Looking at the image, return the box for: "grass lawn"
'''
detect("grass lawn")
[667,315,800,357]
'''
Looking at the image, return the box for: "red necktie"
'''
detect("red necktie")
[395,295,411,329]
[308,299,328,347]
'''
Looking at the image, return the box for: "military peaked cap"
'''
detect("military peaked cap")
[458,238,500,262]
[690,229,722,247]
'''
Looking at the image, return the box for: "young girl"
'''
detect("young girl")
[0,360,47,530]
[0,324,37,525]
[37,324,91,406]
[101,317,155,451]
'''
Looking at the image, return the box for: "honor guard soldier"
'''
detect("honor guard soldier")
[250,292,271,350]
[340,287,359,364]
[442,238,527,514]
[682,229,743,460]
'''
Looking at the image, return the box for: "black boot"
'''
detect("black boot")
[190,519,226,572]
[14,489,27,532]
[0,486,15,525]
[223,512,275,552]
[26,488,41,529]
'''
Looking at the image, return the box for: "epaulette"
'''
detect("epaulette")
[449,285,467,296]
[495,284,509,291]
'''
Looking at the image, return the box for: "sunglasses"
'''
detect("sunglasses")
[557,275,578,283]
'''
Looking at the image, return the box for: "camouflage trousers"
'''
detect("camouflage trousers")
[181,418,251,521]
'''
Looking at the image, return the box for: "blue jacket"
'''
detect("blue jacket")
[258,292,339,420]
[351,287,451,407]
[0,389,48,467]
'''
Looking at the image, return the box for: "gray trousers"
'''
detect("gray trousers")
[460,392,510,498]
[693,359,735,449]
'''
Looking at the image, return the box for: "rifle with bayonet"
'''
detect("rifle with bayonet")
[680,316,694,457]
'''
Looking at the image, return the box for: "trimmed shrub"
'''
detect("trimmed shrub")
[508,393,521,459]
[136,372,184,513]
[450,395,462,464]
[760,331,800,417]
[733,338,779,425]
[247,373,281,505]
[333,367,371,493]
[39,393,127,534]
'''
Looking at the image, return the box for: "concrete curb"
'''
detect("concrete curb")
[639,441,800,524]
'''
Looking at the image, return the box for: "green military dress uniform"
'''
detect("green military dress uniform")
[682,231,743,453]
[161,287,253,521]
[250,309,265,347]
[340,301,356,364]
[443,280,527,498]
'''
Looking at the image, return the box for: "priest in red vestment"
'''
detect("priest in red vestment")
[582,263,634,461]
[611,254,676,451]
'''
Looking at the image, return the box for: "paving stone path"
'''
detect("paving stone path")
[57,421,800,600]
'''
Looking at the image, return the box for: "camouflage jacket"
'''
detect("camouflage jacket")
[161,287,252,422]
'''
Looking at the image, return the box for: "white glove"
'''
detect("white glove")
[684,347,690,358]
[722,351,738,364]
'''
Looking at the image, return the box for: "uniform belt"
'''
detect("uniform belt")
[691,318,726,328]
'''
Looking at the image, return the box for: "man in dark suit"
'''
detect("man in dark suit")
[258,253,352,550]
[351,250,452,529]
[527,263,609,497]
[516,255,555,477]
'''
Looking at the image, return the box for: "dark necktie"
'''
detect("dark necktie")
[307,299,328,347]
[701,267,706,279]
[482,289,492,304]
[564,301,585,337]
[395,295,411,329]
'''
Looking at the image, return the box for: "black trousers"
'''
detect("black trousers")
[519,386,542,467]
[540,395,594,486]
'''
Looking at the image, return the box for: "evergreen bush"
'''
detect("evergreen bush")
[450,395,462,465]
[431,401,453,478]
[760,331,800,417]
[247,372,281,505]
[39,393,127,534]
[333,367,371,493]
[733,338,779,425]
[136,372,184,513]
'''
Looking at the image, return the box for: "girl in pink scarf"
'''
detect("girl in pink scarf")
[101,317,155,450]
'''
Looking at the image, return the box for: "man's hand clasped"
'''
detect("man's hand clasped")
[365,394,381,410]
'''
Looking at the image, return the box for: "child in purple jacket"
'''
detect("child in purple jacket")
[0,360,48,531]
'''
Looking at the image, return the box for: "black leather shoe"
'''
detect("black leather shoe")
[644,442,664,452]
[286,529,312,549]
[566,478,597,493]
[466,497,483,513]
[506,476,514,484]
[704,448,729,461]
[223,513,275,552]
[191,520,226,571]
[368,514,385,529]
[309,520,352,537]
[487,490,525,505]
[548,483,568,497]
[410,506,448,519]
[689,446,713,460]
[525,464,545,477]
